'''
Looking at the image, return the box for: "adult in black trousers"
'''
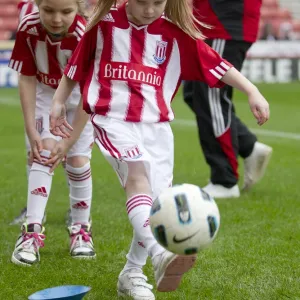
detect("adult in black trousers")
[184,0,272,198]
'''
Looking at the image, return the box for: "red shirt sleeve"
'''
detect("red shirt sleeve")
[8,30,37,76]
[180,35,232,88]
[64,24,98,82]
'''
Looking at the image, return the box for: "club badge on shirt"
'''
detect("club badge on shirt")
[153,41,168,65]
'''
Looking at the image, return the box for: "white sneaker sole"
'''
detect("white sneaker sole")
[71,253,96,259]
[11,254,37,266]
[243,147,273,191]
[204,188,240,199]
[117,290,155,300]
[156,254,197,292]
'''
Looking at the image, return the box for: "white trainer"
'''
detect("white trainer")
[203,183,240,198]
[152,251,197,292]
[11,223,45,266]
[69,223,96,259]
[243,142,273,191]
[117,268,155,300]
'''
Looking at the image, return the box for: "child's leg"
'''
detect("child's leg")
[66,156,95,259]
[12,138,56,266]
[91,117,153,297]
[125,161,165,258]
[125,161,196,293]
[118,181,151,297]
[66,157,92,225]
[117,230,154,300]
[120,230,148,274]
[26,139,56,224]
[117,164,151,297]
[65,115,95,258]
[61,158,72,227]
[9,138,39,225]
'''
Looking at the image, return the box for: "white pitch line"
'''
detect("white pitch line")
[173,119,300,141]
[1,97,300,141]
[0,97,19,106]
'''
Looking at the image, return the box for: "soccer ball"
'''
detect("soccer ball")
[150,183,220,255]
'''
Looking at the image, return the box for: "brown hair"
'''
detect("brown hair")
[86,0,209,39]
[35,0,87,19]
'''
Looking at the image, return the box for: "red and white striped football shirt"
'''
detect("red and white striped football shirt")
[9,12,86,90]
[65,5,232,123]
[18,0,38,23]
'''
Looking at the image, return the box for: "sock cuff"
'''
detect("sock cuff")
[30,149,53,175]
[126,194,153,217]
[66,162,91,182]
[30,161,53,175]
[40,149,51,159]
[66,162,91,174]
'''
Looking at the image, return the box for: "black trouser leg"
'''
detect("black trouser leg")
[183,39,257,187]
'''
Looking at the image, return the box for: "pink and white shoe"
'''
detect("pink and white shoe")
[69,223,96,259]
[11,223,45,266]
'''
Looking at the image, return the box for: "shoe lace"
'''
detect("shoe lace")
[22,232,46,252]
[127,273,153,290]
[71,228,92,248]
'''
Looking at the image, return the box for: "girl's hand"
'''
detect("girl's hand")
[248,90,270,126]
[28,129,43,162]
[44,140,69,173]
[220,68,270,126]
[49,102,73,138]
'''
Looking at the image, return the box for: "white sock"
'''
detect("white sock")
[121,230,148,274]
[26,164,31,179]
[66,162,92,224]
[61,159,70,187]
[26,150,53,224]
[126,194,165,258]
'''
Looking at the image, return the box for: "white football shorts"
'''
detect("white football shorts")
[25,85,94,159]
[91,114,174,200]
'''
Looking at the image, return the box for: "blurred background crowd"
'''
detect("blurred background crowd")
[259,0,300,40]
[1,0,300,41]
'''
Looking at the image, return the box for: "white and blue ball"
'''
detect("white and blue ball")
[150,183,220,255]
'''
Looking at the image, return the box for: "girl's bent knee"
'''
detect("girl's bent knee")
[67,156,90,168]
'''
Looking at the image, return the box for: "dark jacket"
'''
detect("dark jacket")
[194,0,262,42]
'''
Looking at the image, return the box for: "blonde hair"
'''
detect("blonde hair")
[87,0,209,39]
[165,0,210,39]
[87,0,116,31]
[35,0,88,19]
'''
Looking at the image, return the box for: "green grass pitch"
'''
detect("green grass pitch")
[0,83,300,299]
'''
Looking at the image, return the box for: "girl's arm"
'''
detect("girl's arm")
[46,97,89,172]
[19,74,36,133]
[221,67,258,96]
[19,74,43,161]
[52,75,77,105]
[62,97,89,149]
[50,75,77,137]
[221,67,270,125]
[50,23,97,137]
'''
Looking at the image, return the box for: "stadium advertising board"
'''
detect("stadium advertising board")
[242,41,300,83]
[0,41,299,87]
